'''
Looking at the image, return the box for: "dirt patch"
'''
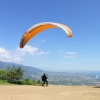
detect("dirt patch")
[0,85,100,100]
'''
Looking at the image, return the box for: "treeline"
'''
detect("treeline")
[0,66,42,85]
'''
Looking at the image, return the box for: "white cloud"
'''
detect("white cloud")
[66,52,76,55]
[16,45,50,55]
[57,49,77,58]
[16,45,39,55]
[36,51,45,55]
[40,39,45,42]
[64,55,77,58]
[0,45,50,63]
[58,49,64,53]
[0,47,10,56]
[36,51,50,55]
[45,52,50,54]
[64,51,77,58]
[0,47,22,63]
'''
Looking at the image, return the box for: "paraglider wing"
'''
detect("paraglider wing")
[20,22,72,48]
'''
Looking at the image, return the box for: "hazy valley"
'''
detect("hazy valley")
[0,61,100,86]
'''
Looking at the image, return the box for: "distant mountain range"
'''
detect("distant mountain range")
[0,61,100,85]
[0,61,44,72]
[0,61,45,80]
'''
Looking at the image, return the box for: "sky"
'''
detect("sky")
[0,0,100,71]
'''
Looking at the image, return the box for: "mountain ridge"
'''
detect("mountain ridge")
[0,61,45,80]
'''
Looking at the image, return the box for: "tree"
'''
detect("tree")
[0,70,7,81]
[6,66,24,83]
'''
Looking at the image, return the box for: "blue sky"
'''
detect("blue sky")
[0,0,100,71]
